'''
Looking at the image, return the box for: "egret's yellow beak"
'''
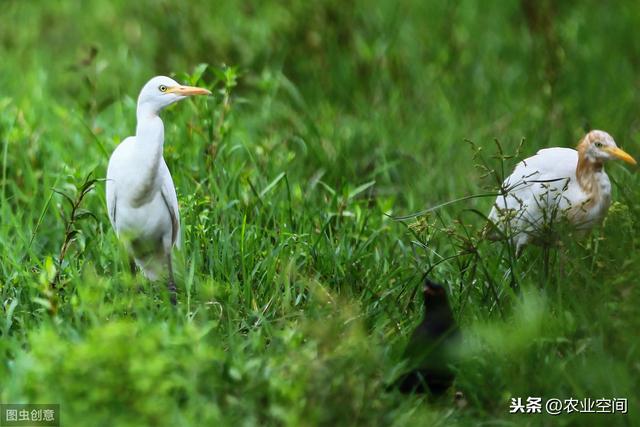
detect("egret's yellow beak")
[605,146,637,165]
[167,85,211,96]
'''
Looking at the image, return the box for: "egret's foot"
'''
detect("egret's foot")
[167,280,177,306]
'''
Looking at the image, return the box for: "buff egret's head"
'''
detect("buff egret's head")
[579,130,637,165]
[137,75,211,115]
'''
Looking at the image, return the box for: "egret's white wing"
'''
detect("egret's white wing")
[487,147,581,250]
[159,158,181,248]
[492,148,578,214]
[508,148,577,184]
[105,137,134,231]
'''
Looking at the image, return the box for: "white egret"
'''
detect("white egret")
[106,76,210,304]
[487,130,636,254]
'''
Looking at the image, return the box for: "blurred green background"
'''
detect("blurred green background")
[1,1,639,426]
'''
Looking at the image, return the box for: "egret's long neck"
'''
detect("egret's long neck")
[576,153,606,205]
[132,105,165,200]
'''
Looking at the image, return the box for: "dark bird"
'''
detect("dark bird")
[393,278,460,396]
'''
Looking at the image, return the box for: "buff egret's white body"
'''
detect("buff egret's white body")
[487,130,636,254]
[106,76,210,303]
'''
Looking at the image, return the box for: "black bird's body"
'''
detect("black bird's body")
[394,278,460,395]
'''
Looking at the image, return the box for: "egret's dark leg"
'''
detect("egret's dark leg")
[167,253,177,306]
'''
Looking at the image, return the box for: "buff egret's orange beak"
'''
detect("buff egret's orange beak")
[167,85,211,96]
[605,146,637,165]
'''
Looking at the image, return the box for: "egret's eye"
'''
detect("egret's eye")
[159,85,168,93]
[595,142,603,148]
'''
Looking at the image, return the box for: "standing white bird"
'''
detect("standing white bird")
[106,76,210,304]
[487,130,636,254]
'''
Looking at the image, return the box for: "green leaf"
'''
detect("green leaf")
[260,172,286,198]
[32,297,52,310]
[347,180,375,200]
[44,256,57,282]
[191,63,209,83]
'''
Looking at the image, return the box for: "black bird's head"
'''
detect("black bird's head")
[423,278,450,312]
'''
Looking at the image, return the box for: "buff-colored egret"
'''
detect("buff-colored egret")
[487,130,636,254]
[106,76,210,304]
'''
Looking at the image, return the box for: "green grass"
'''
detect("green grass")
[1,1,639,425]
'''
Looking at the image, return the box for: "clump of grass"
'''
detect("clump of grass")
[50,172,99,289]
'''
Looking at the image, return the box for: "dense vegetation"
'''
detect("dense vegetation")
[1,1,639,425]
